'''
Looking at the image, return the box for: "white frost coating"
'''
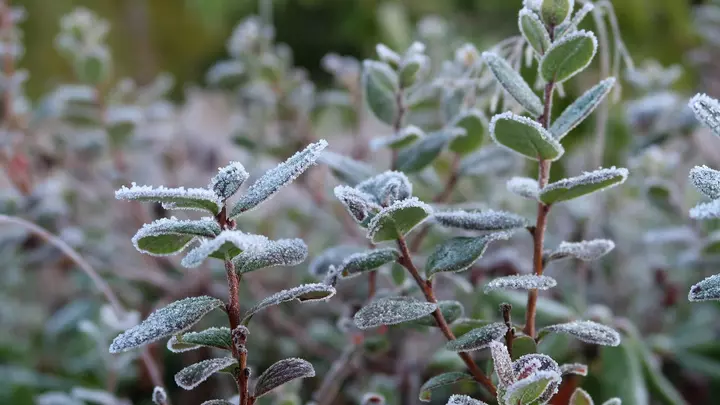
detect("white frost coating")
[167,327,232,353]
[233,238,308,273]
[109,296,224,353]
[357,171,413,205]
[340,248,399,278]
[549,239,615,262]
[489,341,514,387]
[550,78,616,139]
[489,112,565,161]
[152,386,167,405]
[334,185,380,222]
[174,357,237,390]
[131,217,221,257]
[689,274,720,302]
[569,388,593,405]
[434,209,529,231]
[370,125,425,150]
[354,297,437,329]
[560,363,588,376]
[115,182,223,214]
[376,43,401,65]
[540,30,598,83]
[518,8,551,54]
[506,177,539,200]
[446,322,508,352]
[482,52,543,116]
[181,231,269,268]
[366,197,433,241]
[230,140,328,217]
[210,161,249,199]
[558,3,595,36]
[540,320,621,346]
[201,401,234,405]
[484,275,557,293]
[241,283,336,324]
[446,395,488,405]
[503,370,561,405]
[689,93,720,137]
[539,167,629,202]
[689,165,720,200]
[254,357,316,398]
[690,199,720,219]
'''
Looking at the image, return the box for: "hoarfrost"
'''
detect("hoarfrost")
[233,238,308,273]
[181,231,269,268]
[484,275,557,293]
[446,322,508,352]
[254,357,315,398]
[507,177,539,200]
[548,239,615,262]
[174,357,237,390]
[434,209,529,231]
[689,165,720,199]
[115,183,222,214]
[689,93,720,136]
[241,283,336,324]
[210,161,249,199]
[539,320,621,346]
[446,395,488,405]
[354,297,437,329]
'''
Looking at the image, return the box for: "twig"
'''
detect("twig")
[501,303,514,359]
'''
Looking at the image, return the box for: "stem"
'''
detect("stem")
[396,236,497,397]
[501,303,514,359]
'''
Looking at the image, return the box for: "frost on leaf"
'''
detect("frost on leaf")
[689,93,720,137]
[371,125,425,150]
[434,209,529,231]
[200,401,233,405]
[210,161,249,199]
[320,150,375,186]
[460,146,516,177]
[110,296,224,353]
[115,183,222,214]
[569,387,594,405]
[539,167,628,204]
[254,357,315,398]
[484,275,557,293]
[230,140,328,217]
[551,78,616,140]
[357,171,413,205]
[449,109,487,155]
[152,386,167,405]
[539,320,621,346]
[309,245,363,277]
[690,199,720,220]
[233,238,308,273]
[353,296,437,329]
[132,217,221,257]
[490,112,564,161]
[181,231,269,268]
[167,327,232,353]
[689,274,720,301]
[364,60,399,125]
[418,372,473,402]
[340,248,400,278]
[503,370,561,405]
[519,8,551,56]
[600,399,621,405]
[446,322,507,352]
[507,177,539,200]
[426,233,511,278]
[446,394,488,405]
[334,185,381,223]
[395,130,456,173]
[482,52,543,116]
[560,363,588,377]
[489,341,515,387]
[540,30,598,84]
[547,240,615,262]
[241,283,336,324]
[174,357,237,390]
[412,300,464,327]
[689,165,720,200]
[367,197,432,243]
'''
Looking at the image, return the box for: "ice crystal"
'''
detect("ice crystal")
[446,395,488,405]
[334,185,380,222]
[152,387,167,405]
[489,341,515,387]
[503,370,561,405]
[434,209,529,231]
[210,162,249,199]
[233,238,307,273]
[551,78,616,140]
[354,297,437,329]
[115,183,223,214]
[484,275,557,292]
[181,231,269,268]
[689,165,720,200]
[539,320,621,346]
[174,357,237,390]
[241,283,336,324]
[689,93,720,137]
[490,111,565,161]
[254,358,315,398]
[690,199,720,220]
[539,167,628,204]
[689,274,720,301]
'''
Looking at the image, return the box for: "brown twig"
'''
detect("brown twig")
[501,303,514,358]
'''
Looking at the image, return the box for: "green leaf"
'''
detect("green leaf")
[340,248,400,278]
[356,171,413,206]
[541,0,573,26]
[367,197,432,243]
[569,388,594,405]
[254,358,315,398]
[426,233,511,278]
[450,110,487,155]
[399,54,428,88]
[75,49,110,85]
[174,357,237,390]
[433,209,529,231]
[181,231,269,268]
[446,322,507,352]
[512,336,538,361]
[484,275,557,293]
[412,300,464,327]
[167,327,232,353]
[115,183,222,215]
[600,342,649,405]
[490,112,564,161]
[233,238,308,273]
[689,274,720,301]
[210,162,249,199]
[539,167,628,204]
[363,60,399,125]
[482,52,543,116]
[419,372,474,402]
[442,86,466,123]
[452,318,491,338]
[241,283,336,324]
[354,297,438,329]
[396,130,454,173]
[538,320,621,346]
[372,125,425,150]
[550,78,616,140]
[540,30,598,84]
[504,371,561,405]
[689,165,720,200]
[132,218,221,256]
[519,8,551,56]
[320,151,376,186]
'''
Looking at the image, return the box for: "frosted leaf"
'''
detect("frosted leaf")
[399,53,430,88]
[357,171,413,205]
[600,399,621,405]
[363,60,399,125]
[556,3,594,37]
[482,52,543,116]
[449,109,487,155]
[689,274,720,301]
[412,300,465,327]
[539,167,628,204]
[446,322,508,352]
[540,0,574,26]
[426,233,512,278]
[334,185,381,223]
[434,209,529,231]
[551,78,616,140]
[181,231,269,268]
[446,395,488,405]
[689,93,720,137]
[523,0,542,11]
[201,401,233,405]
[460,146,516,176]
[353,296,437,329]
[540,30,598,84]
[396,130,457,173]
[689,165,720,199]
[167,327,232,353]
[115,183,222,214]
[254,358,315,398]
[309,245,363,277]
[547,240,615,262]
[507,177,539,200]
[485,275,556,293]
[109,296,223,353]
[340,248,400,278]
[371,125,425,150]
[152,387,167,405]
[367,197,432,243]
[362,393,386,405]
[376,43,401,65]
[569,388,594,405]
[539,320,621,346]
[503,370,561,405]
[519,8,551,56]
[690,200,720,219]
[132,217,221,257]
[230,140,328,217]
[174,357,237,390]
[233,238,308,273]
[490,112,564,161]
[241,283,336,324]
[320,150,375,186]
[489,341,515,387]
[419,372,473,402]
[210,162,249,199]
[560,363,588,376]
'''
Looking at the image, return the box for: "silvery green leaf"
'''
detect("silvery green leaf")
[412,300,464,327]
[539,167,628,204]
[446,395,488,405]
[367,197,432,243]
[460,146,516,176]
[484,275,557,293]
[309,245,363,277]
[340,248,400,278]
[426,233,512,278]
[210,162,249,199]
[690,200,720,220]
[152,386,167,405]
[363,60,399,125]
[539,320,621,346]
[230,140,327,217]
[689,274,720,301]
[110,296,224,353]
[555,3,594,37]
[174,357,237,390]
[371,125,425,150]
[418,372,474,402]
[550,78,616,140]
[132,217,221,257]
[201,401,233,405]
[489,340,515,387]
[353,296,438,329]
[320,151,375,186]
[540,30,597,84]
[106,105,142,146]
[116,183,222,214]
[334,185,379,223]
[600,399,621,405]
[233,238,308,273]
[376,44,401,65]
[689,165,720,199]
[560,363,588,376]
[482,52,543,116]
[399,53,429,88]
[541,0,574,26]
[519,8,551,55]
[167,327,232,353]
[442,87,466,123]
[570,388,594,405]
[503,370,561,405]
[254,358,315,398]
[490,112,564,161]
[241,283,336,324]
[357,171,413,205]
[396,130,456,173]
[689,93,720,136]
[449,109,487,155]
[434,209,529,231]
[507,177,540,200]
[446,322,508,352]
[547,239,615,262]
[181,231,269,268]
